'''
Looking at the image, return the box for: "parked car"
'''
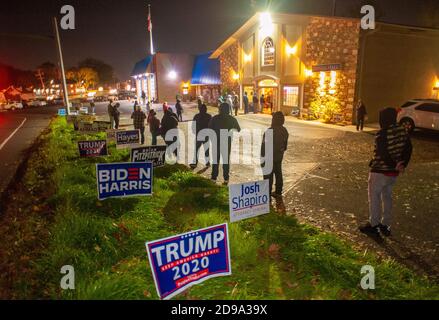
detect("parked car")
[397,99,439,133]
[27,99,47,107]
[0,101,24,111]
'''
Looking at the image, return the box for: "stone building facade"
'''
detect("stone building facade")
[219,42,240,95]
[211,12,439,124]
[303,17,360,122]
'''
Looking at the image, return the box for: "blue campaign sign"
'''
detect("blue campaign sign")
[146,223,231,300]
[96,162,153,200]
[58,108,66,116]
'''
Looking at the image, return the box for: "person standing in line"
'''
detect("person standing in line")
[243,92,249,114]
[141,91,146,105]
[175,99,183,122]
[261,112,289,198]
[161,106,179,157]
[252,92,259,114]
[233,93,240,116]
[356,100,368,131]
[147,109,160,146]
[191,103,212,169]
[208,102,241,185]
[131,103,147,145]
[90,100,96,115]
[107,100,115,129]
[359,107,412,237]
[260,94,266,113]
[113,102,121,129]
[226,94,234,115]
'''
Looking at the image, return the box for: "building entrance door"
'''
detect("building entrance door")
[258,87,277,114]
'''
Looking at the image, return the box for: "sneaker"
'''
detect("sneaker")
[378,224,392,237]
[190,164,197,170]
[223,180,229,186]
[205,162,211,168]
[359,223,380,235]
[271,192,282,198]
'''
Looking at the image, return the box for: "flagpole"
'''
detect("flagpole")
[148,4,154,55]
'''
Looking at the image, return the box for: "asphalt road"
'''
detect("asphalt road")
[0,106,59,202]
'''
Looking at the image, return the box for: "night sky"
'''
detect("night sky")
[1,0,438,80]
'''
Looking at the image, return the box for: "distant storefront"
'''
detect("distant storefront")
[131,52,221,105]
[210,12,439,123]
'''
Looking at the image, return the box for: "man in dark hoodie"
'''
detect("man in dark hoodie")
[359,107,412,236]
[191,104,212,169]
[161,107,179,157]
[261,112,289,197]
[209,102,241,185]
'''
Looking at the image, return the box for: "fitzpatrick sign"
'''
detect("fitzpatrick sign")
[146,223,231,300]
[131,146,166,167]
[229,180,270,223]
[96,162,153,200]
[78,140,108,157]
[116,130,140,149]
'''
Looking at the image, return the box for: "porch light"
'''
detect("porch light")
[286,44,297,56]
[305,69,313,77]
[168,70,177,80]
[244,53,252,63]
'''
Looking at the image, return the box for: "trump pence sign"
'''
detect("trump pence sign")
[96,162,153,200]
[146,223,231,300]
[229,180,270,223]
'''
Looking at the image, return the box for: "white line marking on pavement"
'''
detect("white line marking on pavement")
[0,118,27,151]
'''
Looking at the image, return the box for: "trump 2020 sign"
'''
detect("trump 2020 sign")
[146,223,231,300]
[229,180,270,223]
[96,162,153,200]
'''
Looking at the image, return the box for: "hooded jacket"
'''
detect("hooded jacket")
[208,103,241,144]
[261,112,289,163]
[369,108,412,174]
[193,104,212,134]
[161,109,178,137]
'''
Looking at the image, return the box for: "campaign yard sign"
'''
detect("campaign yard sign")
[106,129,125,142]
[58,108,66,116]
[146,223,231,300]
[229,180,270,223]
[131,146,166,167]
[116,130,140,149]
[78,140,108,157]
[96,162,153,200]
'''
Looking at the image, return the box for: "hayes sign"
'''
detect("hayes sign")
[116,130,140,149]
[146,223,231,300]
[96,162,153,200]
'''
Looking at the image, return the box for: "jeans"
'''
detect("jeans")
[368,172,397,227]
[357,117,365,131]
[211,145,231,181]
[139,127,145,145]
[194,139,210,165]
[264,161,283,195]
[151,132,158,146]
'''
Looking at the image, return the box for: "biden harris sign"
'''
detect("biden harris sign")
[96,162,153,200]
[229,180,270,223]
[146,223,231,300]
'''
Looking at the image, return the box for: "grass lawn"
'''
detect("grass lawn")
[0,117,438,300]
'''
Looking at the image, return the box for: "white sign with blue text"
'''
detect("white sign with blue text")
[229,180,270,223]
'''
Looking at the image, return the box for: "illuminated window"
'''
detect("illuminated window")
[262,37,275,67]
[283,86,299,107]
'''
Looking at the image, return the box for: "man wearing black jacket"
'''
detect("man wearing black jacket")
[191,104,212,169]
[209,103,241,185]
[360,107,412,236]
[261,112,289,197]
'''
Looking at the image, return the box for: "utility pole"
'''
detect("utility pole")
[53,17,70,114]
[332,0,337,16]
[35,69,45,89]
